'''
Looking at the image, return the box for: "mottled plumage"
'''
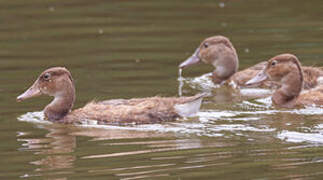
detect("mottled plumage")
[246,54,323,108]
[63,95,205,124]
[17,67,205,124]
[179,35,323,89]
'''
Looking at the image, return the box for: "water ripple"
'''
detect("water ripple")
[278,130,323,144]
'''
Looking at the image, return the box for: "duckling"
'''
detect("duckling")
[17,67,206,124]
[179,35,323,89]
[179,36,239,84]
[246,54,323,108]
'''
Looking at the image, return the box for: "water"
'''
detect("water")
[2,0,323,179]
[178,68,183,96]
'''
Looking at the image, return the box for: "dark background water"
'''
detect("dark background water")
[1,0,323,179]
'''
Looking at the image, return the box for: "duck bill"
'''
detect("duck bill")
[179,48,201,69]
[17,80,42,102]
[245,70,268,86]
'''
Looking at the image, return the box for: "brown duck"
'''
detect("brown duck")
[179,35,323,89]
[246,54,323,108]
[17,67,206,124]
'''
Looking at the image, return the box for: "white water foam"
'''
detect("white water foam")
[239,88,273,98]
[182,73,219,92]
[17,111,50,124]
[181,73,274,99]
[16,102,323,140]
[208,124,275,132]
[278,130,323,144]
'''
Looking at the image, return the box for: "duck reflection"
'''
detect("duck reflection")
[17,122,208,179]
[17,124,76,173]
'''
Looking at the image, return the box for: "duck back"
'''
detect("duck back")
[63,94,206,124]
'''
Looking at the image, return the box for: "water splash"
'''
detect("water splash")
[17,111,50,124]
[182,73,219,92]
[16,102,323,142]
[181,73,272,99]
[278,130,323,144]
[239,88,273,98]
[219,2,225,8]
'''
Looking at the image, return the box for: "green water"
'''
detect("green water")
[1,0,323,179]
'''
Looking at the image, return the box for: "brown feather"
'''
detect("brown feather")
[63,94,205,125]
[180,35,323,89]
[17,67,205,124]
[253,54,323,108]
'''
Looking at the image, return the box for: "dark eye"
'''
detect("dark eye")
[203,43,209,48]
[271,60,277,66]
[43,73,51,80]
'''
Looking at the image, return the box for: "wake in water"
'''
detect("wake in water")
[17,100,323,144]
[177,72,219,96]
[277,130,323,144]
[177,72,273,99]
[16,70,323,144]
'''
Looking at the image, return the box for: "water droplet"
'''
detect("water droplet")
[21,174,29,178]
[244,48,250,53]
[219,2,225,8]
[98,29,104,34]
[178,68,183,96]
[48,6,55,12]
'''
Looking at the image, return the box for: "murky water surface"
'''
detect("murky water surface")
[1,0,323,179]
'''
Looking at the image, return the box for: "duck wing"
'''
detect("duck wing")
[297,85,323,106]
[228,61,270,87]
[303,66,323,89]
[247,61,268,70]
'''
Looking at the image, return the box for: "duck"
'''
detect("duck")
[179,35,323,89]
[246,54,323,108]
[16,67,206,124]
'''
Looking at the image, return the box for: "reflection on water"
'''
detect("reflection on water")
[16,124,211,179]
[17,125,76,178]
[15,116,323,179]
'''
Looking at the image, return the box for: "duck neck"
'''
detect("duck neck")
[272,68,303,107]
[212,50,239,83]
[44,86,75,121]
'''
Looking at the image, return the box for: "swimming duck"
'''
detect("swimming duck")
[246,54,323,108]
[179,35,323,89]
[17,67,205,124]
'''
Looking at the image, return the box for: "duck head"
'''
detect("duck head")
[246,54,303,86]
[246,54,304,106]
[179,35,239,83]
[17,67,76,121]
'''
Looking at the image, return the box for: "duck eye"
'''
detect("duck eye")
[203,43,209,48]
[271,60,277,66]
[43,73,51,80]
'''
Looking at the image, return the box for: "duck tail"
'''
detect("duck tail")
[174,93,208,117]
